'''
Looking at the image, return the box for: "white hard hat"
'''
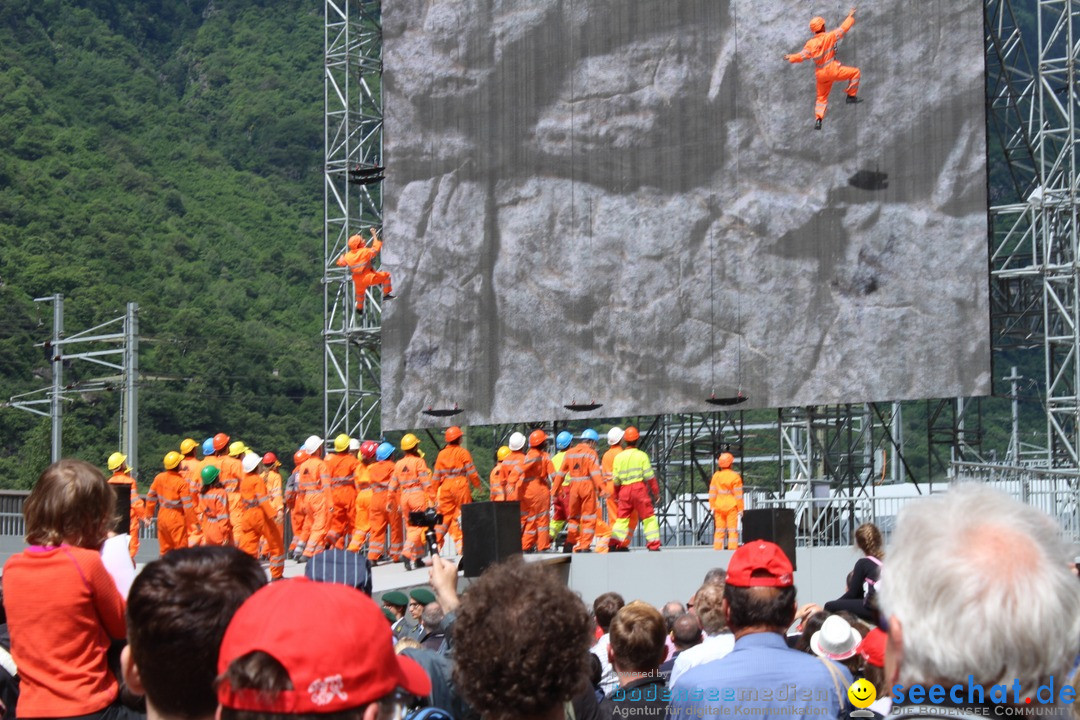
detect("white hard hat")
[241,452,262,474]
[607,427,624,446]
[349,438,361,452]
[508,432,526,451]
[302,435,323,454]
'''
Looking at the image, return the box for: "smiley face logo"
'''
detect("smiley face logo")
[848,679,876,709]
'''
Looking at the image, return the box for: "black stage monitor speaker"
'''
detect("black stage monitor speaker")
[461,501,521,577]
[112,483,131,536]
[742,508,797,571]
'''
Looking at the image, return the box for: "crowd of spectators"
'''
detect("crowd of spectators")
[0,461,1078,720]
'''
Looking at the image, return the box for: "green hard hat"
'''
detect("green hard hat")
[201,465,220,486]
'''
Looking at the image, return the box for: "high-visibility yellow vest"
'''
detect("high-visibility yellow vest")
[612,448,653,486]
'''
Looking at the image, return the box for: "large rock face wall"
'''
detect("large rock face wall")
[381,0,990,429]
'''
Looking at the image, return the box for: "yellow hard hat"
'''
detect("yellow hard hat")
[334,433,352,453]
[400,433,420,451]
[163,451,183,470]
[107,452,127,471]
[497,445,511,462]
[179,438,198,455]
[228,441,248,457]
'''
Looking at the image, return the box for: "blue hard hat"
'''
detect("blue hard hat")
[556,431,573,451]
[202,437,214,456]
[376,441,395,462]
[581,428,599,442]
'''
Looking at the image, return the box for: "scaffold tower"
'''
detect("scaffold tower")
[324,0,383,442]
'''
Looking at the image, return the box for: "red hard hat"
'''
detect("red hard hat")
[445,426,463,443]
[359,440,378,460]
[262,452,278,467]
[623,426,640,443]
[529,429,547,448]
[213,432,230,451]
[293,449,309,466]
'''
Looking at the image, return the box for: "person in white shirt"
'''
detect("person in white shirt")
[669,582,734,686]
[590,591,625,696]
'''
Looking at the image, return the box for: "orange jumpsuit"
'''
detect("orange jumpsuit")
[596,446,632,552]
[325,452,359,549]
[294,457,332,558]
[786,12,859,121]
[520,448,554,551]
[146,469,196,555]
[219,455,245,545]
[238,471,285,580]
[501,449,527,505]
[108,471,145,560]
[394,454,433,561]
[366,460,402,561]
[709,468,744,550]
[554,443,606,552]
[336,232,392,310]
[258,468,285,557]
[432,444,481,553]
[347,461,374,552]
[179,455,204,546]
[198,485,233,547]
[285,469,303,553]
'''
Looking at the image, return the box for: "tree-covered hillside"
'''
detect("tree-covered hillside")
[0,0,326,486]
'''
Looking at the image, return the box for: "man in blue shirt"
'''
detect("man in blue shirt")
[669,540,851,719]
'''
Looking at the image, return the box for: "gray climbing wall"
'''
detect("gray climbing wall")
[380,0,990,429]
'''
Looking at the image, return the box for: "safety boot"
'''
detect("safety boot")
[846,95,862,104]
[814,119,822,130]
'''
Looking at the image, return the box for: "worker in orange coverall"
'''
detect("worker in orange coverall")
[366,442,402,563]
[294,435,332,560]
[610,426,662,551]
[596,427,630,553]
[710,452,744,550]
[554,429,607,553]
[336,228,393,310]
[785,8,860,129]
[395,433,433,571]
[146,451,196,555]
[258,452,285,557]
[520,430,555,552]
[178,438,203,546]
[432,426,481,554]
[325,434,359,549]
[197,465,233,546]
[107,452,145,560]
[284,450,307,556]
[549,431,574,545]
[347,440,378,552]
[502,435,528,506]
[220,439,248,545]
[489,446,520,502]
[237,453,285,580]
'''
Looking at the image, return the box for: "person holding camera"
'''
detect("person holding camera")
[395,434,434,571]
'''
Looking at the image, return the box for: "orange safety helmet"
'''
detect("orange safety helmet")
[718,452,734,469]
[528,429,547,448]
[262,452,279,467]
[623,426,640,443]
[809,16,826,32]
[445,426,463,443]
[213,432,230,452]
[293,449,309,467]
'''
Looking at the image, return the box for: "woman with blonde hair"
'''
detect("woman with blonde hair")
[824,522,884,623]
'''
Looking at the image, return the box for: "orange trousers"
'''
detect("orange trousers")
[227,492,243,545]
[565,482,599,552]
[520,481,551,551]
[434,478,471,553]
[328,484,357,549]
[296,492,331,557]
[814,62,860,119]
[156,509,188,555]
[288,502,303,552]
[239,509,285,580]
[351,269,392,309]
[401,489,429,561]
[347,488,373,551]
[713,509,739,550]
[367,492,403,561]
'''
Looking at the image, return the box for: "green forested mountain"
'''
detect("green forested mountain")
[0,0,326,486]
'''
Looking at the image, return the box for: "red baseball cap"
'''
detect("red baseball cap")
[217,578,431,713]
[726,540,794,587]
[858,627,886,668]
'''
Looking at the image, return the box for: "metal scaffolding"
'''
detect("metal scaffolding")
[324,0,384,442]
[987,0,1080,468]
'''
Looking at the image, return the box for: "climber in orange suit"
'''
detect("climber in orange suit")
[146,452,196,555]
[432,426,481,554]
[336,228,392,310]
[709,452,745,550]
[785,7,860,129]
[237,454,285,580]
